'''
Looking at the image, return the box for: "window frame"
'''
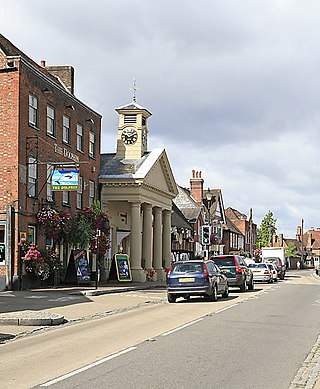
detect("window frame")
[89,132,95,158]
[47,105,56,137]
[27,157,37,197]
[62,191,70,206]
[76,123,84,152]
[28,94,38,127]
[63,115,70,144]
[89,180,95,205]
[76,176,83,209]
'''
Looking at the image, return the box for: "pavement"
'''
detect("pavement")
[0,280,166,341]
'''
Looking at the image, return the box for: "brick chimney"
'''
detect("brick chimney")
[190,170,204,203]
[45,65,75,94]
[279,233,283,247]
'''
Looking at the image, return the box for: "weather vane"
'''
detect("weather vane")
[131,78,138,102]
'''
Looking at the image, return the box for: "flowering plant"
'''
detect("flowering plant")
[145,268,155,281]
[22,243,49,280]
[37,208,72,242]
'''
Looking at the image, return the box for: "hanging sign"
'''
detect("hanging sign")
[115,254,132,282]
[51,168,79,191]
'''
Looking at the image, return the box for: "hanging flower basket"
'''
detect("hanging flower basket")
[22,243,49,280]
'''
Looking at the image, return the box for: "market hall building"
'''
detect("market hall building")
[99,100,178,282]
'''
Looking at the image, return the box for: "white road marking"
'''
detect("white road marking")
[215,303,238,314]
[40,347,137,387]
[161,318,204,336]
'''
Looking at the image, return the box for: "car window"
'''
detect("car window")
[171,262,203,273]
[211,256,235,267]
[249,264,266,268]
[206,262,214,272]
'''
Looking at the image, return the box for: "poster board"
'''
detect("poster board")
[51,168,79,191]
[64,249,91,284]
[115,254,132,282]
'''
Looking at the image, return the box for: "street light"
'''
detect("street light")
[205,188,214,259]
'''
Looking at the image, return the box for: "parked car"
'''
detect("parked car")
[166,260,229,303]
[210,255,254,292]
[266,262,278,282]
[262,257,286,280]
[248,263,273,283]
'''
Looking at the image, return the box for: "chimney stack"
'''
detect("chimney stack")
[190,170,204,203]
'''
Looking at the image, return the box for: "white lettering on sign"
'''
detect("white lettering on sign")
[54,143,80,163]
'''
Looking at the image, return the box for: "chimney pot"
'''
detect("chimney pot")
[40,60,46,67]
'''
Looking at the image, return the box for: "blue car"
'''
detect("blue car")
[166,260,229,303]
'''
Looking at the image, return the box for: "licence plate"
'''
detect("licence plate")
[253,270,260,273]
[179,278,195,283]
[222,269,229,272]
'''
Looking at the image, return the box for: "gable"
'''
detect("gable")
[144,155,177,196]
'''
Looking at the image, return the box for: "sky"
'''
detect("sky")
[2,0,319,237]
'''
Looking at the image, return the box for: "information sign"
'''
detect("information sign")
[51,169,79,191]
[115,254,132,282]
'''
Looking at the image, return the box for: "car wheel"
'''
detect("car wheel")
[248,278,254,290]
[222,284,229,298]
[208,285,218,301]
[168,294,176,303]
[240,281,246,292]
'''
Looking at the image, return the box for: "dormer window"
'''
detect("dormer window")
[124,114,137,124]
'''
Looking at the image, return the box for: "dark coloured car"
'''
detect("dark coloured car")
[210,255,254,292]
[166,260,229,303]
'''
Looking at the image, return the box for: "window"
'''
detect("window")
[29,94,38,127]
[124,114,137,124]
[89,132,95,158]
[27,225,36,244]
[89,180,95,205]
[142,116,146,126]
[47,106,55,136]
[77,176,83,209]
[27,157,37,197]
[0,225,5,265]
[77,124,83,152]
[46,164,54,202]
[63,116,70,144]
[62,191,70,206]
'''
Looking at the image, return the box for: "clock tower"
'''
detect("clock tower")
[115,97,152,160]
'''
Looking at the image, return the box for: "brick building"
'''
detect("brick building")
[0,34,101,288]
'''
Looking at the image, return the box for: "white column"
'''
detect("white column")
[153,207,163,279]
[142,203,153,270]
[162,209,172,271]
[130,202,146,282]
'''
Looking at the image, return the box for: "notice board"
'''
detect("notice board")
[115,254,132,282]
[64,249,91,284]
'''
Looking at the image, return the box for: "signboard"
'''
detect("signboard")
[64,249,91,284]
[51,168,79,191]
[20,231,27,244]
[115,254,132,282]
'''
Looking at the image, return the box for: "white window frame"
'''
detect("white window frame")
[62,191,70,206]
[47,106,55,136]
[89,180,95,205]
[27,225,37,244]
[27,157,37,197]
[77,176,83,209]
[89,132,95,158]
[46,164,54,202]
[77,124,84,152]
[63,115,70,144]
[29,94,38,127]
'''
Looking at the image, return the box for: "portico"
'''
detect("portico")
[99,99,178,282]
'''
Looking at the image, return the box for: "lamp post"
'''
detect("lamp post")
[205,188,213,259]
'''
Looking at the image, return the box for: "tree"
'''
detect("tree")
[257,211,277,248]
[285,242,299,258]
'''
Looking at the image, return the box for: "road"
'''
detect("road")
[0,270,319,388]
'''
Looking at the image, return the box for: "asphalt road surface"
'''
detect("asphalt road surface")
[37,271,320,389]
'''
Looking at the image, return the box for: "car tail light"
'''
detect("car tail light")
[167,265,172,276]
[234,259,242,273]
[203,263,209,277]
[264,270,269,275]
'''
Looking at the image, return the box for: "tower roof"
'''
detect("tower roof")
[115,100,152,116]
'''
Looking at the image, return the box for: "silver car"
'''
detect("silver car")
[248,263,273,283]
[266,262,278,282]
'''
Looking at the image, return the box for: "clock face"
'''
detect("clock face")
[121,127,138,145]
[142,130,147,146]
